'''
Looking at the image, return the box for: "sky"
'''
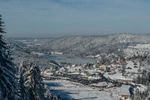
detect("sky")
[0,0,150,38]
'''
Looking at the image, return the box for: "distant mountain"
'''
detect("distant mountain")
[40,34,150,57]
[8,34,150,57]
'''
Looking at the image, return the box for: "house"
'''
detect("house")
[104,72,133,83]
[120,60,126,65]
[99,65,106,71]
[127,67,132,69]
[120,85,131,99]
[125,61,140,74]
[108,71,116,75]
[134,66,137,68]
[134,62,137,65]
[117,78,132,83]
[98,82,108,88]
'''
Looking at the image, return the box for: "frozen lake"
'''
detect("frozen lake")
[41,54,97,64]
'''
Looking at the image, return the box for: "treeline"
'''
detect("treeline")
[0,14,59,100]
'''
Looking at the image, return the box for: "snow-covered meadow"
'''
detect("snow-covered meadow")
[44,79,119,100]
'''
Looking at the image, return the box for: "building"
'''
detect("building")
[120,85,131,99]
[99,65,106,71]
[125,61,140,74]
[98,82,108,88]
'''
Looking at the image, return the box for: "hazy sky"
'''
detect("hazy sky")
[0,0,150,38]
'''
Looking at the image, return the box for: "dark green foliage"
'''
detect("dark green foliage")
[19,62,56,100]
[0,15,6,34]
[0,14,17,100]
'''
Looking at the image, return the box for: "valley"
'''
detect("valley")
[9,34,150,100]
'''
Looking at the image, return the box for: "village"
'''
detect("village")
[42,54,150,100]
[11,37,150,100]
[1,0,150,99]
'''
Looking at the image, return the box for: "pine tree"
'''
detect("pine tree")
[19,72,29,100]
[19,62,55,100]
[28,65,48,100]
[0,14,18,99]
[132,88,149,100]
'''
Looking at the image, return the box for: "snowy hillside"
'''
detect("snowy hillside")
[8,34,150,57]
[39,34,150,56]
[124,44,150,57]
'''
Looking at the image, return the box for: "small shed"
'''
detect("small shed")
[120,85,130,99]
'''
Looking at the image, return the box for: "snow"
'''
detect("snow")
[98,82,107,87]
[31,51,45,56]
[104,72,132,81]
[42,72,53,76]
[120,85,130,95]
[51,51,63,55]
[44,79,118,100]
[124,44,150,56]
[125,61,140,73]
[88,76,101,80]
[86,69,97,75]
[136,84,147,92]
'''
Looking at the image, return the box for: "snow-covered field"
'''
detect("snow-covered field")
[44,79,118,100]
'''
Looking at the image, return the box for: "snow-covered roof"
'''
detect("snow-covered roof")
[88,76,101,80]
[90,82,107,87]
[125,61,140,73]
[98,82,107,86]
[104,72,132,81]
[59,67,65,72]
[68,67,75,72]
[86,70,96,75]
[121,85,130,95]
